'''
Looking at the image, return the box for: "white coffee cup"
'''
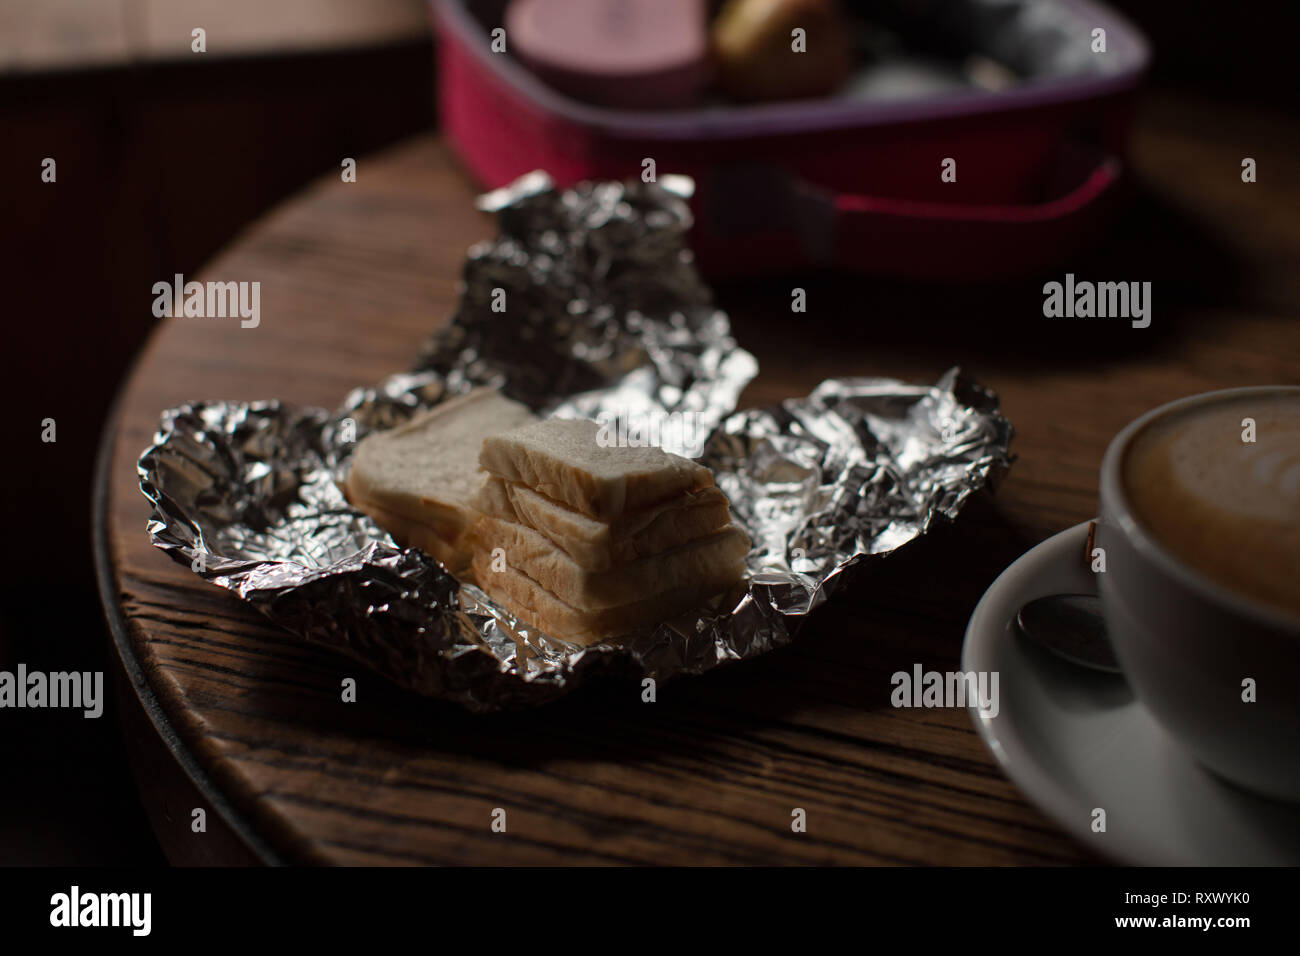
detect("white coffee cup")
[1003,387,1300,801]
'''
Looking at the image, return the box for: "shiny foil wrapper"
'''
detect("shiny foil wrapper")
[139,172,1014,712]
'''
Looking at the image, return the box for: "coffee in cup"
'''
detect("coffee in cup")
[1094,386,1300,800]
[1121,391,1300,618]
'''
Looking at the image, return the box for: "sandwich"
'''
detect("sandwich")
[343,389,535,572]
[471,417,749,644]
[345,394,750,645]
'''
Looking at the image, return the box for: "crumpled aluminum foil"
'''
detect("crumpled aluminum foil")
[139,171,1014,712]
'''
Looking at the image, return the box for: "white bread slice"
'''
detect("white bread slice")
[478,418,712,520]
[348,495,465,570]
[471,550,745,646]
[474,476,734,571]
[344,389,535,568]
[470,515,749,610]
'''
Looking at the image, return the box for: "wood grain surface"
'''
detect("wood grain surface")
[1,0,426,72]
[98,90,1300,865]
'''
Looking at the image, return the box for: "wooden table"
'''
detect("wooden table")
[96,90,1300,865]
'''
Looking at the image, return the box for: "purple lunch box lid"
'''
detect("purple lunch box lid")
[434,0,1150,142]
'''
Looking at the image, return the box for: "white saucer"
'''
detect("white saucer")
[963,521,1300,866]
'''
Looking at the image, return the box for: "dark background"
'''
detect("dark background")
[2,5,437,864]
[1,0,1297,864]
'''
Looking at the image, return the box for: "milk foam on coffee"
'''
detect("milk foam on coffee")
[1123,392,1300,617]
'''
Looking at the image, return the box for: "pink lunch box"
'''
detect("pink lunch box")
[432,0,1150,280]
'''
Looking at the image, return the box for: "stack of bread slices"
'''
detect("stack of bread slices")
[344,389,750,645]
[469,417,750,644]
[343,390,536,575]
